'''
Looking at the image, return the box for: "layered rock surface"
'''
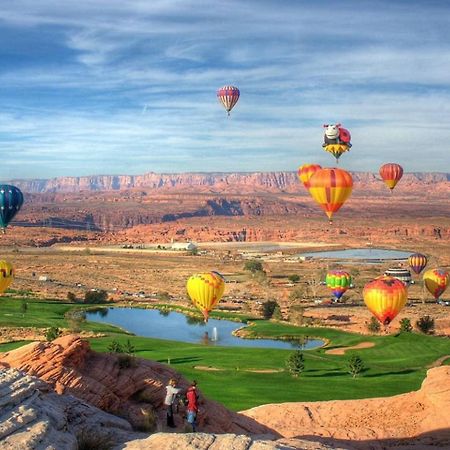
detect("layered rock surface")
[0,368,139,450]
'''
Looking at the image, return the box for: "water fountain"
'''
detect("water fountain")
[211,327,218,342]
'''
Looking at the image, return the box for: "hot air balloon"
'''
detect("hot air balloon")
[384,267,412,286]
[322,124,352,162]
[379,163,403,191]
[0,185,24,233]
[0,260,14,294]
[186,271,225,322]
[408,253,428,275]
[423,268,449,301]
[363,276,407,325]
[308,168,353,223]
[297,164,322,190]
[217,85,240,116]
[326,270,352,301]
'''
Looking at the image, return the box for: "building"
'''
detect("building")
[171,242,198,251]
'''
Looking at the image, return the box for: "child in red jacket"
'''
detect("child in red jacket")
[186,380,199,432]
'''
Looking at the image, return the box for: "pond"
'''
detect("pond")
[86,308,324,350]
[297,248,412,261]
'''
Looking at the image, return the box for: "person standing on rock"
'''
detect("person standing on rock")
[186,380,199,432]
[164,378,181,428]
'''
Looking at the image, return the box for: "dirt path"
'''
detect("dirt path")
[428,355,450,368]
[325,341,375,355]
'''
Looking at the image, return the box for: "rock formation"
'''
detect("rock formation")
[0,368,140,449]
[241,366,450,448]
[0,336,274,435]
[11,171,450,194]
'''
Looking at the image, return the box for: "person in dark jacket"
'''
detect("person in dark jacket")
[186,380,199,432]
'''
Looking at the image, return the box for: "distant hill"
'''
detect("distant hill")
[10,171,450,193]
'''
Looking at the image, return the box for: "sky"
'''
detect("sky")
[0,0,450,180]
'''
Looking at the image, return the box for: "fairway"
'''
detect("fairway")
[1,298,448,411]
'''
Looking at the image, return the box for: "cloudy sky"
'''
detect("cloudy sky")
[0,0,449,180]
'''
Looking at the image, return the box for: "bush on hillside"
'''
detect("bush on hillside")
[415,316,435,334]
[286,351,305,377]
[84,290,108,304]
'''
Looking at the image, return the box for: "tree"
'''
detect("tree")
[262,300,278,319]
[399,318,412,333]
[67,291,77,302]
[244,260,263,273]
[347,354,365,378]
[288,305,305,326]
[46,327,61,342]
[84,290,108,304]
[20,300,28,317]
[367,316,380,333]
[286,351,305,377]
[123,339,135,355]
[288,274,300,283]
[415,316,435,334]
[272,305,282,321]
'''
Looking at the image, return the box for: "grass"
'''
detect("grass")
[1,298,449,411]
[89,330,450,411]
[0,298,126,334]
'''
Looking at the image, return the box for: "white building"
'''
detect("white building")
[171,242,198,251]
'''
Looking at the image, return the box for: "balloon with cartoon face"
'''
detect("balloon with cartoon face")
[323,124,340,145]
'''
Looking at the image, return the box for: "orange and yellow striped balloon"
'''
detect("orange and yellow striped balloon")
[308,168,353,222]
[0,260,14,294]
[423,268,449,300]
[379,163,403,190]
[187,271,225,322]
[363,276,407,325]
[297,164,322,189]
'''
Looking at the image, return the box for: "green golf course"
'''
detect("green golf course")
[1,298,449,411]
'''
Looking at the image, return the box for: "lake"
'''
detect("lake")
[86,307,324,350]
[298,248,412,261]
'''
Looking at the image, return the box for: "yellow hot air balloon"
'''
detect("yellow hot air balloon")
[308,167,353,223]
[423,268,449,301]
[186,271,225,322]
[363,276,407,325]
[0,260,14,294]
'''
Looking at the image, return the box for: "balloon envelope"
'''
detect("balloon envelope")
[363,276,407,325]
[326,270,351,300]
[297,164,322,189]
[423,268,449,300]
[379,163,403,190]
[217,86,240,115]
[384,267,412,286]
[0,185,24,231]
[186,271,225,321]
[408,253,427,275]
[308,168,353,222]
[0,260,14,294]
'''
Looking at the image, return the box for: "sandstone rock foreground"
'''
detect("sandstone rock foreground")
[0,368,140,449]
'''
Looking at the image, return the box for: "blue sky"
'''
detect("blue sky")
[0,0,449,180]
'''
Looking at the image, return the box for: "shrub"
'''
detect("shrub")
[286,351,305,377]
[134,407,157,432]
[244,260,263,273]
[399,318,412,333]
[416,316,435,334]
[118,354,135,369]
[77,429,114,450]
[347,354,365,378]
[123,339,135,355]
[367,316,380,333]
[45,327,61,342]
[288,274,300,283]
[262,300,278,319]
[84,290,108,304]
[107,340,123,353]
